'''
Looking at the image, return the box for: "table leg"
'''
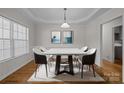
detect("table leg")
[68,55,74,75]
[55,55,74,75]
[55,55,61,75]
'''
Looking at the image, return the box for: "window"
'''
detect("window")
[13,23,29,56]
[0,17,11,61]
[0,16,29,61]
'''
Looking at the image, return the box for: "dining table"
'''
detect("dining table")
[43,48,87,75]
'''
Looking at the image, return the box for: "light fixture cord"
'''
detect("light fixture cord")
[64,8,67,23]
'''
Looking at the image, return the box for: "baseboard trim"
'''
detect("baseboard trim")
[0,58,33,81]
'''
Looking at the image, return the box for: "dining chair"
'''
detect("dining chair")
[37,46,55,73]
[39,46,55,66]
[73,46,88,71]
[80,48,97,78]
[81,46,88,52]
[33,48,48,78]
[38,46,48,52]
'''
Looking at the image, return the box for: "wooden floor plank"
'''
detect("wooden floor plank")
[0,60,122,84]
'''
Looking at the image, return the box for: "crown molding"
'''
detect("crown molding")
[22,8,109,24]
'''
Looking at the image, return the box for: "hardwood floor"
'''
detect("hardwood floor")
[0,60,122,84]
[0,61,35,84]
[95,60,122,83]
[115,59,122,65]
[0,60,63,84]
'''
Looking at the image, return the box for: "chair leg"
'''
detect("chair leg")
[92,65,96,77]
[79,63,80,72]
[37,64,40,72]
[75,59,78,68]
[89,65,91,71]
[45,64,48,77]
[35,64,39,78]
[49,60,53,67]
[77,58,80,72]
[81,65,84,78]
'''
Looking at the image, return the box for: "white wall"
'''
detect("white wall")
[102,17,122,62]
[84,9,124,82]
[85,9,124,66]
[35,22,86,48]
[0,8,35,80]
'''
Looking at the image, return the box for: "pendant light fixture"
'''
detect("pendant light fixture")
[61,8,70,28]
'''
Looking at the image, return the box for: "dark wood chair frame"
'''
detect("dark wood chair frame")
[81,50,97,78]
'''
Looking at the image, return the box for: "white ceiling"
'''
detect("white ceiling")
[23,8,110,23]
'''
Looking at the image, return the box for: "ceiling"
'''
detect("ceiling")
[23,8,110,23]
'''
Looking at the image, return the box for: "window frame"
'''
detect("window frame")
[0,15,29,62]
[13,22,29,57]
[0,17,11,61]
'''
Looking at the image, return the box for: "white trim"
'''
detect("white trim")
[23,8,101,24]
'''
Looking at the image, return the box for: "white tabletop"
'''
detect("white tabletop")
[44,48,86,55]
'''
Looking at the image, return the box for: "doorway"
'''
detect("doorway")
[101,16,123,82]
[113,25,122,65]
[101,16,122,64]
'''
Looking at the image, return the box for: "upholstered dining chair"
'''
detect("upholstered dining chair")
[73,46,88,71]
[80,48,97,78]
[33,48,48,78]
[38,46,55,66]
[81,46,88,52]
[38,46,48,52]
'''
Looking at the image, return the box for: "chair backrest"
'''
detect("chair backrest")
[81,46,88,52]
[33,48,43,55]
[82,48,97,65]
[38,46,48,52]
[33,48,47,64]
